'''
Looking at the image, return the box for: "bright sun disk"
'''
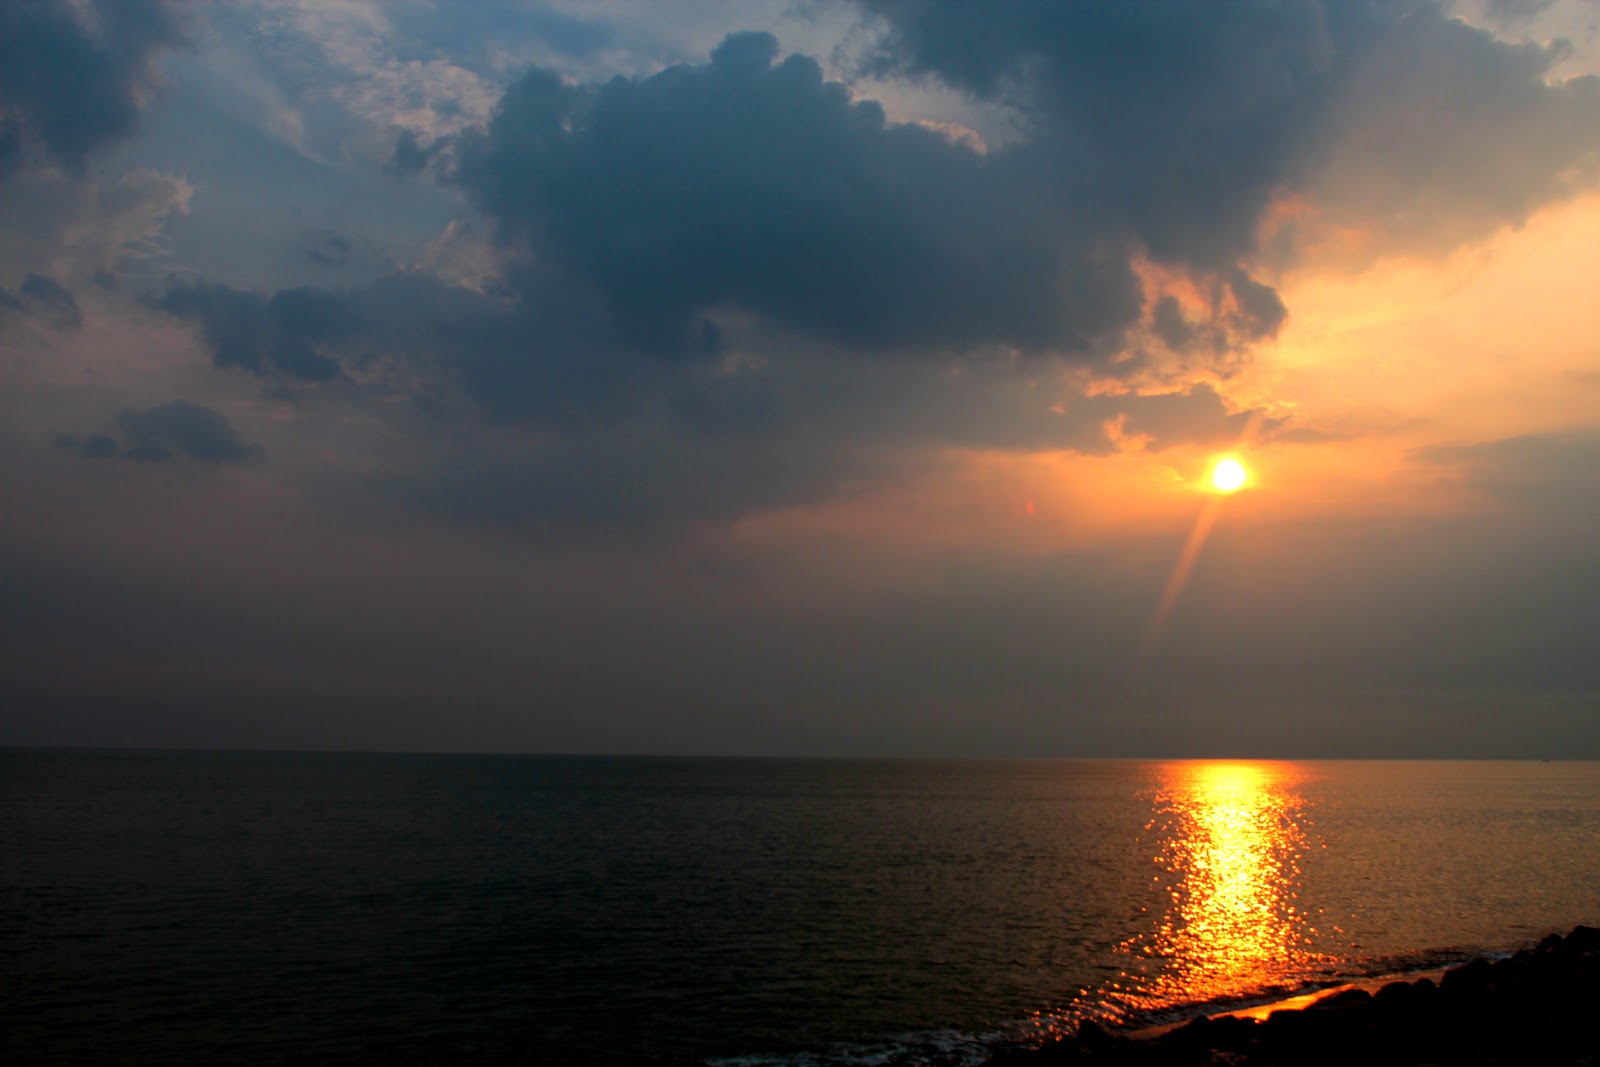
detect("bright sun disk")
[1211,457,1249,493]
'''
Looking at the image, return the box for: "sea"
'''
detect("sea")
[5,752,1599,1065]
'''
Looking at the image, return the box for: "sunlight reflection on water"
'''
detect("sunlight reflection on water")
[1113,761,1330,1017]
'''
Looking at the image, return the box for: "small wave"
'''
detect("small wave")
[705,1027,1009,1067]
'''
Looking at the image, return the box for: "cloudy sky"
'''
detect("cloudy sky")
[3,0,1598,756]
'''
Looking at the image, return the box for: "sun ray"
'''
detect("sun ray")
[1138,495,1225,659]
[1138,415,1265,661]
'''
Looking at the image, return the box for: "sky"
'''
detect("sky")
[2,0,1598,757]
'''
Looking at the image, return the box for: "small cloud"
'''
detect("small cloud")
[1225,267,1287,341]
[386,129,438,177]
[0,273,80,329]
[1151,296,1194,352]
[1266,425,1355,445]
[1113,382,1284,452]
[1412,431,1600,509]
[911,119,987,153]
[153,281,355,382]
[57,402,264,465]
[0,168,193,281]
[1484,0,1559,26]
[19,274,81,328]
[55,432,120,459]
[302,229,352,267]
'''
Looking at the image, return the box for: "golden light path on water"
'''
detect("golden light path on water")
[1111,762,1326,1019]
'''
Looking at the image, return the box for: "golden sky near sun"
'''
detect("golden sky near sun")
[737,191,1600,558]
[1254,192,1600,439]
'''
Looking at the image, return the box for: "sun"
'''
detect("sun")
[1210,457,1249,494]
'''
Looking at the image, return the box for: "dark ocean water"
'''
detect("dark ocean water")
[4,753,1599,1065]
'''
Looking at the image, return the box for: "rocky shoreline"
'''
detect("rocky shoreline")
[985,926,1600,1066]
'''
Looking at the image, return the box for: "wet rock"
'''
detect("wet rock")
[1261,1005,1351,1044]
[1372,979,1418,1014]
[1440,957,1494,1000]
[1157,1011,1258,1057]
[1075,1018,1120,1052]
[1489,956,1533,993]
[1536,931,1566,954]
[1162,1013,1216,1048]
[1308,987,1371,1010]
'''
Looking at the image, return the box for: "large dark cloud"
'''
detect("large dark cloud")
[452,31,1147,360]
[861,0,1336,267]
[434,2,1600,388]
[0,0,187,176]
[861,0,1600,260]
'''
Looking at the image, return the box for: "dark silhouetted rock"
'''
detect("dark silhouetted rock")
[1372,979,1417,1013]
[1566,925,1600,954]
[1441,957,1494,1000]
[1075,1018,1120,1052]
[1308,987,1371,1010]
[981,931,1600,1066]
[1163,1013,1216,1048]
[1489,956,1532,993]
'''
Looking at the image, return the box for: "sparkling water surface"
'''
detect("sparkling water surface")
[5,753,1599,1065]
